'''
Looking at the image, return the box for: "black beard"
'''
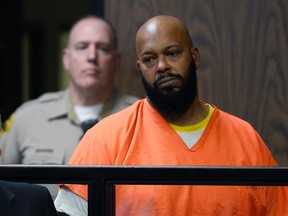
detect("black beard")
[140,59,198,117]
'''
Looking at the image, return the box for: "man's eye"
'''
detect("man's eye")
[97,45,112,53]
[75,44,87,50]
[143,57,155,63]
[142,57,156,67]
[167,51,179,58]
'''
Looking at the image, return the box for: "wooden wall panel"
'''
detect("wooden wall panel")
[104,0,288,165]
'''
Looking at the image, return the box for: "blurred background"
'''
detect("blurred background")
[1,0,287,164]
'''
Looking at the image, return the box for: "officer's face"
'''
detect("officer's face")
[63,18,121,93]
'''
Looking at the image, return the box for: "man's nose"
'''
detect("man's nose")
[156,56,169,73]
[87,46,97,61]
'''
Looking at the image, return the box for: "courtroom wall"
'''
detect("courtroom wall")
[104,0,288,165]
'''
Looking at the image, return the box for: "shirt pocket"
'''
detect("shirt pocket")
[23,148,65,164]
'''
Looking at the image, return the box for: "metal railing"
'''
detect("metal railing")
[0,165,288,215]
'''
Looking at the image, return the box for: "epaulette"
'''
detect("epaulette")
[37,91,65,103]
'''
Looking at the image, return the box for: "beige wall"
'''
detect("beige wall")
[104,0,288,165]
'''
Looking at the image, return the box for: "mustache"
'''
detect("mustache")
[154,72,183,87]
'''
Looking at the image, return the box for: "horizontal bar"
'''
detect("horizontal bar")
[1,165,288,215]
[0,165,288,186]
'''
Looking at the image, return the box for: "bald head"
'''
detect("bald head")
[67,15,118,50]
[136,15,193,57]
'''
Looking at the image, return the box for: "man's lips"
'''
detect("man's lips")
[156,76,181,90]
[83,68,99,75]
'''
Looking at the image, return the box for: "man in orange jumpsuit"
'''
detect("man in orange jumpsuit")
[55,15,288,216]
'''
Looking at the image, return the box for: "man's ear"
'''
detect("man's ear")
[62,49,70,71]
[191,47,200,69]
[136,60,141,69]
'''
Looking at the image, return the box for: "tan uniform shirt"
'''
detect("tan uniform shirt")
[0,88,138,165]
[0,88,138,199]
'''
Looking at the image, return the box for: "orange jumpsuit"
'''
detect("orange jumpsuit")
[64,99,287,216]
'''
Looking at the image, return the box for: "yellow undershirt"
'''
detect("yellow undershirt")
[170,104,214,148]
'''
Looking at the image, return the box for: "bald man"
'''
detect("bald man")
[1,15,138,165]
[0,15,138,198]
[54,15,287,215]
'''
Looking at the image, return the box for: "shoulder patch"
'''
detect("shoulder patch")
[0,114,13,135]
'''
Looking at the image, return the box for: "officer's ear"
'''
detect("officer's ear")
[62,49,71,71]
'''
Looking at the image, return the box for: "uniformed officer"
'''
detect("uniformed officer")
[0,15,139,198]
